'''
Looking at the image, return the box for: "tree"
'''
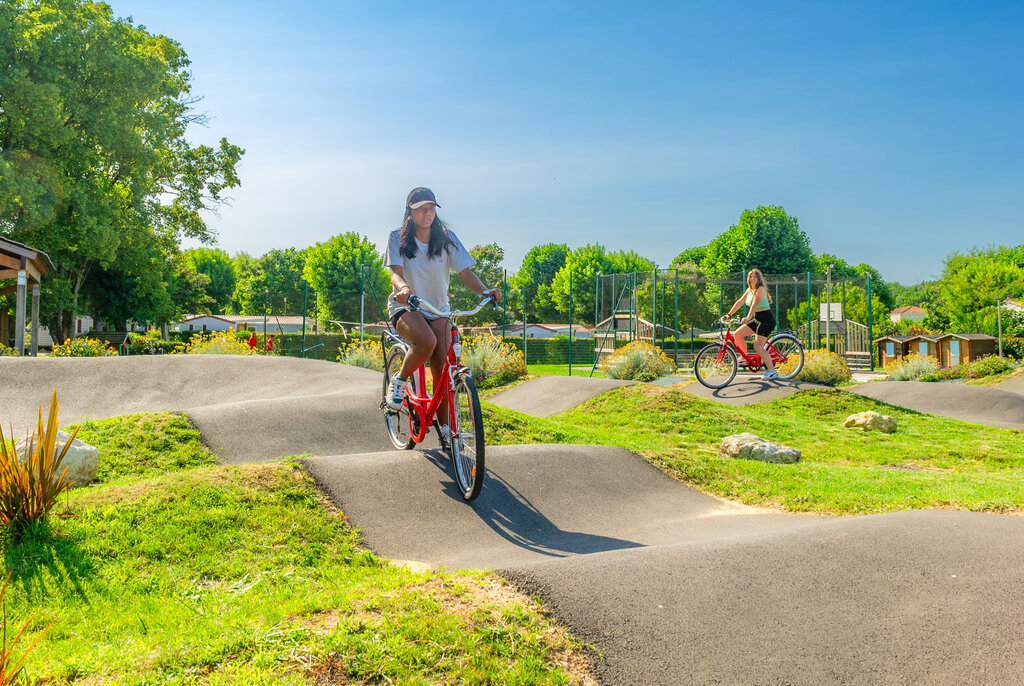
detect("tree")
[670,246,706,270]
[183,248,235,313]
[0,0,243,341]
[302,232,389,325]
[512,243,567,322]
[701,205,814,277]
[925,248,1024,335]
[550,244,614,324]
[450,243,505,325]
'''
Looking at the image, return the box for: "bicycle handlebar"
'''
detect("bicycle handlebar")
[407,294,503,319]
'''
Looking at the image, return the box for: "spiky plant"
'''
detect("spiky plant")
[0,573,51,685]
[0,390,77,527]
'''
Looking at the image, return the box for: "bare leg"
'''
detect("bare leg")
[427,318,452,426]
[396,311,437,379]
[755,334,774,371]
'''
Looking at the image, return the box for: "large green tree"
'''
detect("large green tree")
[302,232,388,325]
[925,248,1024,335]
[702,205,814,277]
[183,247,236,313]
[0,0,242,340]
[450,242,505,325]
[512,242,567,322]
[550,244,615,324]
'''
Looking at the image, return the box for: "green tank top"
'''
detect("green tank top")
[745,289,769,313]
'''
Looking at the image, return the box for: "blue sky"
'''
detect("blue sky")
[113,0,1022,285]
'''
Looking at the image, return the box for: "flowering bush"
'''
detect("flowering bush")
[50,337,117,357]
[602,340,675,382]
[185,331,256,355]
[462,334,528,389]
[0,343,20,357]
[338,339,384,371]
[917,355,1015,382]
[781,348,851,386]
[885,352,939,381]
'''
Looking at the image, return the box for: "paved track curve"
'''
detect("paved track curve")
[849,380,1024,430]
[4,357,1023,684]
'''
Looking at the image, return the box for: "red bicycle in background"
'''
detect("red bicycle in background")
[379,294,500,501]
[693,318,805,389]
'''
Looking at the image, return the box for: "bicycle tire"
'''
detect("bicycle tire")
[769,334,805,380]
[694,343,738,389]
[383,346,416,450]
[450,372,485,501]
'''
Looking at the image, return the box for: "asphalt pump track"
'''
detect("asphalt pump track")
[2,356,1023,684]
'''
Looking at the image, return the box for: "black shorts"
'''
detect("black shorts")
[751,310,776,337]
[390,310,408,329]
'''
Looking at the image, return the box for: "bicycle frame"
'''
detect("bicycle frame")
[716,321,786,371]
[381,295,497,444]
[401,325,462,443]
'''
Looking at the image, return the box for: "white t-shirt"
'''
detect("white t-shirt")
[384,228,476,318]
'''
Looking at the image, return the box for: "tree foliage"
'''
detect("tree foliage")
[701,205,814,277]
[450,242,505,325]
[0,0,243,340]
[183,248,236,313]
[513,243,567,322]
[923,247,1024,335]
[302,232,388,324]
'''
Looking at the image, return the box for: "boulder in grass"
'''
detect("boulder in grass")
[14,431,99,489]
[719,432,801,464]
[843,411,897,434]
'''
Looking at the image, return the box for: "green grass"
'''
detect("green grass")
[527,363,606,378]
[3,414,589,685]
[483,383,1024,515]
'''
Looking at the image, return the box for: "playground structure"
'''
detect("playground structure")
[593,269,876,371]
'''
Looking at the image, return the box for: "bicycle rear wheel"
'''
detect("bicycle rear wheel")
[694,343,738,389]
[769,334,805,380]
[450,372,485,501]
[383,345,416,450]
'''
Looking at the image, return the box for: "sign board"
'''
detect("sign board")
[819,302,843,322]
[17,270,27,286]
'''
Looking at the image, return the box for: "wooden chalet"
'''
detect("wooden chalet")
[0,237,53,356]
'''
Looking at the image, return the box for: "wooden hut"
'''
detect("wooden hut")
[0,237,53,355]
[937,333,996,367]
[873,335,914,368]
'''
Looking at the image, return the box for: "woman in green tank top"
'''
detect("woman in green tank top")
[722,269,778,380]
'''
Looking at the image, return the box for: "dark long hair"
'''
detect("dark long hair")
[399,209,455,259]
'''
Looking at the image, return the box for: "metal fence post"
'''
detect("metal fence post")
[302,280,308,358]
[806,273,812,349]
[569,269,573,376]
[867,273,874,370]
[360,266,365,343]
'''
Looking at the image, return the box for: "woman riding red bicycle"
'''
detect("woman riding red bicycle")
[383,187,501,445]
[723,268,778,381]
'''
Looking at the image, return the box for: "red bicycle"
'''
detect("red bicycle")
[380,294,499,501]
[693,318,805,389]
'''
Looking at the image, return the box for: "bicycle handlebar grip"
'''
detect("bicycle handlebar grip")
[407,294,420,310]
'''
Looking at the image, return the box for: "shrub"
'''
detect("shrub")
[0,343,19,357]
[919,355,1017,382]
[0,390,77,528]
[462,334,528,389]
[783,348,851,386]
[128,330,184,355]
[885,352,939,381]
[601,340,675,382]
[1003,337,1024,361]
[337,339,384,371]
[50,337,117,357]
[185,330,255,355]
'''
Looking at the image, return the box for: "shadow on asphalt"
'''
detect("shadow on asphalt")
[420,449,643,558]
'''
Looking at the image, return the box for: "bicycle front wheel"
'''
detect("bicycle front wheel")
[451,373,485,501]
[769,334,805,380]
[383,345,415,450]
[694,343,738,389]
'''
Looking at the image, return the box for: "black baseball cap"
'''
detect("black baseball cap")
[407,187,440,209]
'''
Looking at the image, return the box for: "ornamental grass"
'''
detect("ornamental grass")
[885,352,939,381]
[780,348,851,386]
[602,340,675,382]
[462,334,528,389]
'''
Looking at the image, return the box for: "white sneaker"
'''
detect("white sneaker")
[438,424,452,452]
[762,370,779,381]
[386,376,407,409]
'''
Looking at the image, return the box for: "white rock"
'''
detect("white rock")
[843,411,897,434]
[14,431,99,488]
[719,432,801,464]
